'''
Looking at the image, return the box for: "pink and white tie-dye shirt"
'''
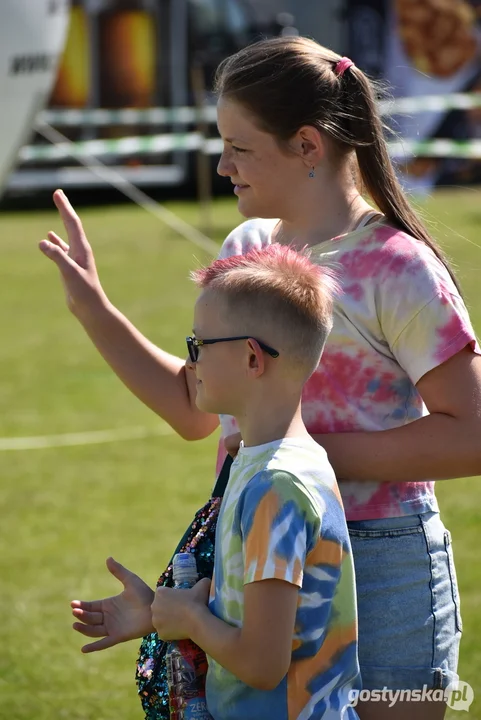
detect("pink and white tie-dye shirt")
[216,217,481,521]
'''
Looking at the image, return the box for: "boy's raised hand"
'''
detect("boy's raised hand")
[39,189,107,318]
[71,557,155,653]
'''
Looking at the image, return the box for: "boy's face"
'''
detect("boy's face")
[191,289,246,416]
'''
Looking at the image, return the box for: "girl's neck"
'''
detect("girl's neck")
[274,175,377,249]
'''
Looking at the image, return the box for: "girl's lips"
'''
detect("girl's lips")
[234,184,249,194]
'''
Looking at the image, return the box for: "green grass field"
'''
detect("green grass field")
[1,190,480,719]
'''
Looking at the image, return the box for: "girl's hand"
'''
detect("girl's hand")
[39,189,108,319]
[224,432,242,458]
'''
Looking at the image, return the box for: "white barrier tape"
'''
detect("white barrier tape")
[389,139,481,159]
[0,424,173,451]
[380,92,481,116]
[40,105,218,127]
[20,130,206,162]
[34,122,220,256]
[39,93,481,127]
[23,131,481,161]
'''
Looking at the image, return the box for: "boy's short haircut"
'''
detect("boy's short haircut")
[192,244,338,378]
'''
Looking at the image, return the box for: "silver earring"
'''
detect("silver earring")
[309,167,316,178]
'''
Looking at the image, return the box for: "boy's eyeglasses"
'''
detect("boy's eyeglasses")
[186,335,280,363]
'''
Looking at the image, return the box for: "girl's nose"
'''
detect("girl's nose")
[217,150,234,177]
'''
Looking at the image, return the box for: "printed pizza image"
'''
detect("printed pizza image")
[396,0,478,77]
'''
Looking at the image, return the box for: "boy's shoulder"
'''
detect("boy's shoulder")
[266,436,337,491]
[234,454,351,558]
[235,437,342,522]
[218,218,278,259]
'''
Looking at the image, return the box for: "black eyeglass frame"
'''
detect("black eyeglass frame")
[186,335,279,363]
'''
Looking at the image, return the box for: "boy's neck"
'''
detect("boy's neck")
[235,396,310,449]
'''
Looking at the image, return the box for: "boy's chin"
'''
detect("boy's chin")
[195,392,216,414]
[195,390,232,416]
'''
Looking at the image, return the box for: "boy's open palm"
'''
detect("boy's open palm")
[39,189,106,317]
[71,557,155,653]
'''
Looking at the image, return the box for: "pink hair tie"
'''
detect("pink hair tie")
[334,57,355,77]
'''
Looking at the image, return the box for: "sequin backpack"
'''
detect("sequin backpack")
[136,455,232,719]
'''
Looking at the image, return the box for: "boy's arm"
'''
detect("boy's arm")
[191,579,298,690]
[152,470,318,689]
[152,470,313,689]
[152,578,298,691]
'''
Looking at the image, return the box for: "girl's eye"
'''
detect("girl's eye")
[232,145,247,154]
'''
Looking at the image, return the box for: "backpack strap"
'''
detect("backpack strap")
[212,454,233,498]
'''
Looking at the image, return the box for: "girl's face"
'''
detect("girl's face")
[216,97,308,220]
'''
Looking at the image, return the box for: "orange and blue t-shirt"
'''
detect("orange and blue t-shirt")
[206,436,360,719]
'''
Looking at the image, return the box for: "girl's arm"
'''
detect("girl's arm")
[73,300,219,441]
[40,190,219,441]
[315,347,481,482]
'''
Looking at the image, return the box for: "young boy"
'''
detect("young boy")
[72,245,360,719]
[151,245,360,719]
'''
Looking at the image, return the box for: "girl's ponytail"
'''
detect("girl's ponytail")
[343,66,462,293]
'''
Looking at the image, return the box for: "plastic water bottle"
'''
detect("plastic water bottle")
[165,553,213,720]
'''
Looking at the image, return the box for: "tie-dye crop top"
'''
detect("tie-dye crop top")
[215,217,480,521]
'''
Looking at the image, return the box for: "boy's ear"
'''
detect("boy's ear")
[246,338,265,378]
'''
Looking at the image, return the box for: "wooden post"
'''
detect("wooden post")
[190,56,212,237]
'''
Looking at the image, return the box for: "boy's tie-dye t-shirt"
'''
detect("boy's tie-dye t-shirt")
[216,218,481,521]
[207,436,360,720]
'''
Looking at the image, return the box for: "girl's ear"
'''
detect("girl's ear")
[289,125,325,167]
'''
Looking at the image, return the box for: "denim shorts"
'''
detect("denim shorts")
[348,511,462,691]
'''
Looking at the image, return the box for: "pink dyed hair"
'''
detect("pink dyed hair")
[192,244,338,376]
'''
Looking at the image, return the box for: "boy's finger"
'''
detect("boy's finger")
[73,622,106,638]
[71,607,104,626]
[193,577,211,604]
[81,636,116,654]
[71,599,102,614]
[106,556,134,587]
[197,577,211,589]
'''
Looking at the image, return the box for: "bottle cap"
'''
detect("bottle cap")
[172,552,198,584]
